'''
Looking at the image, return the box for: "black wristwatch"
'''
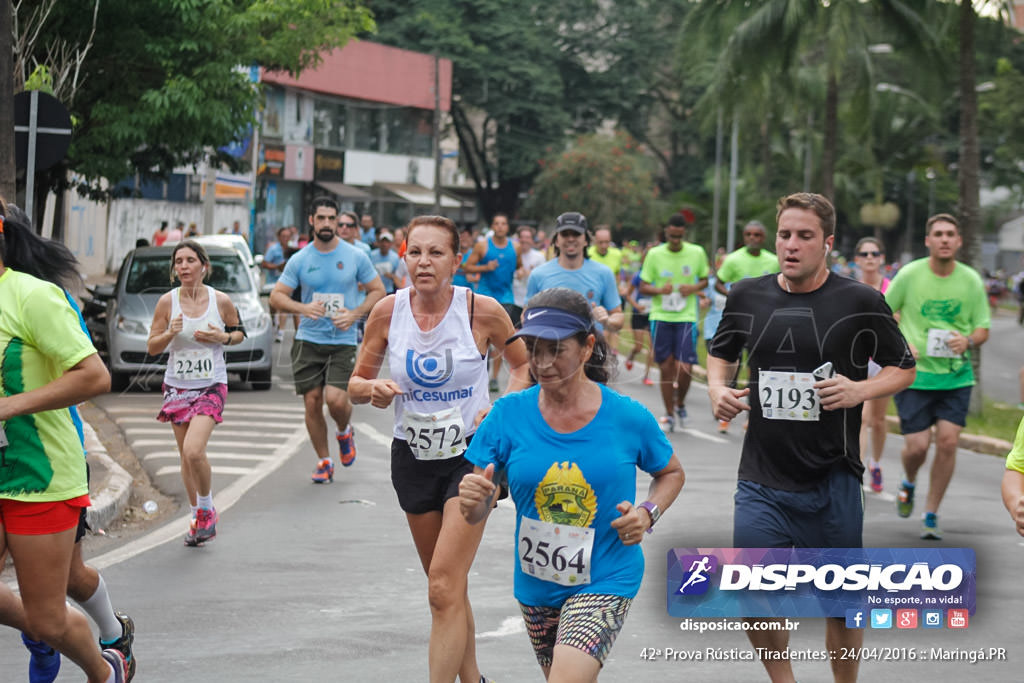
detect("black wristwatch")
[638,501,661,533]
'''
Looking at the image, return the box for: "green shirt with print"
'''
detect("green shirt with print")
[640,242,710,323]
[0,269,96,503]
[884,258,989,390]
[717,247,780,283]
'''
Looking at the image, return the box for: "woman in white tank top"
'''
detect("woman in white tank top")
[350,216,530,683]
[147,240,245,548]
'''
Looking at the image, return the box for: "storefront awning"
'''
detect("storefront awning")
[377,182,463,208]
[316,181,373,200]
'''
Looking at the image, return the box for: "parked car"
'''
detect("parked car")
[90,245,274,391]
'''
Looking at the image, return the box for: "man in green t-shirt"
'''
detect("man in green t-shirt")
[714,220,779,295]
[885,213,990,541]
[639,213,709,432]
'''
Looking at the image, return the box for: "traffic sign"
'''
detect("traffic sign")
[14,90,72,172]
[13,90,72,217]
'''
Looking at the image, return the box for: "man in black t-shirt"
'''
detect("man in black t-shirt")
[707,192,915,682]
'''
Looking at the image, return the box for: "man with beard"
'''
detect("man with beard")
[271,197,385,483]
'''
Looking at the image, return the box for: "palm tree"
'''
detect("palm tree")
[684,0,938,202]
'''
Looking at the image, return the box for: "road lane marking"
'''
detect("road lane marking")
[676,427,728,444]
[79,425,309,571]
[477,616,525,639]
[124,428,291,438]
[117,416,299,429]
[155,465,257,476]
[352,421,394,447]
[142,451,275,462]
[129,439,279,449]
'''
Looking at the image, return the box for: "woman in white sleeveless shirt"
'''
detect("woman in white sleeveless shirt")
[147,241,245,547]
[350,216,530,683]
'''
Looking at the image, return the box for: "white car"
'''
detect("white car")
[192,234,263,286]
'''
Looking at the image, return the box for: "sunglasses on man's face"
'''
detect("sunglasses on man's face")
[338,222,357,228]
[857,250,882,258]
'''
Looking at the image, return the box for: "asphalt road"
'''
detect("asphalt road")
[2,335,1021,681]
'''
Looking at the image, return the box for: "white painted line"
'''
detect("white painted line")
[142,451,275,462]
[124,428,291,438]
[81,425,309,571]
[352,421,394,447]
[676,427,728,444]
[155,465,256,476]
[117,416,299,429]
[129,439,279,449]
[863,485,897,503]
[477,616,525,639]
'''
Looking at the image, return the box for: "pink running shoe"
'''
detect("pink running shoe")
[195,507,218,544]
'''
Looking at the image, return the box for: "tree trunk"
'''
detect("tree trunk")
[959,0,983,417]
[821,74,838,202]
[958,0,982,270]
[0,0,16,203]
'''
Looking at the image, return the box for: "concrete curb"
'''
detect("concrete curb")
[692,365,1011,457]
[83,421,133,531]
[884,415,1011,457]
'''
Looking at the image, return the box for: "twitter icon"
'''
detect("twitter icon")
[871,609,892,629]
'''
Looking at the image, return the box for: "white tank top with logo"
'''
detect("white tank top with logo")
[388,286,490,459]
[163,285,229,389]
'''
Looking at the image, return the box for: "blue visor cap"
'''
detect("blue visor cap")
[507,307,593,344]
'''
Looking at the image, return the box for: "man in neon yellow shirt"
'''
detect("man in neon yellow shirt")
[1002,417,1024,537]
[588,227,623,278]
[588,227,624,353]
[885,213,990,540]
[714,220,779,295]
[640,213,709,431]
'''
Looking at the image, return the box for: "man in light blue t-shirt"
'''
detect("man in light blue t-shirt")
[526,212,623,332]
[369,231,401,294]
[270,197,385,484]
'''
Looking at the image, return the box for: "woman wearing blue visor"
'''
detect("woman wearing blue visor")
[459,286,684,682]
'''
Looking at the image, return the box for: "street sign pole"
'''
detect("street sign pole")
[25,91,38,218]
[14,90,73,222]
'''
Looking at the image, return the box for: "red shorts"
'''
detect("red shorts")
[0,494,90,535]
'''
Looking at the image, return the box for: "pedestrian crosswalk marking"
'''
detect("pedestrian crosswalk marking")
[143,451,275,462]
[676,427,728,444]
[352,422,394,447]
[117,416,299,429]
[124,428,293,439]
[129,439,279,449]
[154,464,270,477]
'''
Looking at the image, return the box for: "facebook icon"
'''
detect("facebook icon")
[845,609,865,629]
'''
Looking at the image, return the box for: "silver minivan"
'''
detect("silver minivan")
[95,245,273,391]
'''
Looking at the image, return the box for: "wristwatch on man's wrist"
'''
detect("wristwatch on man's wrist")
[638,501,661,533]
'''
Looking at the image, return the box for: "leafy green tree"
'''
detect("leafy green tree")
[684,0,938,203]
[980,58,1024,200]
[370,0,583,221]
[16,0,373,203]
[524,132,664,234]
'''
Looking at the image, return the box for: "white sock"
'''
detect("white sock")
[78,576,123,643]
[190,504,198,518]
[197,493,214,510]
[337,425,352,437]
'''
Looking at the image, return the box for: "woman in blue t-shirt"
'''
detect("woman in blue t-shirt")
[459,287,684,681]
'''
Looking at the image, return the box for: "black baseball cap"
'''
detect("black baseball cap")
[554,212,589,235]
